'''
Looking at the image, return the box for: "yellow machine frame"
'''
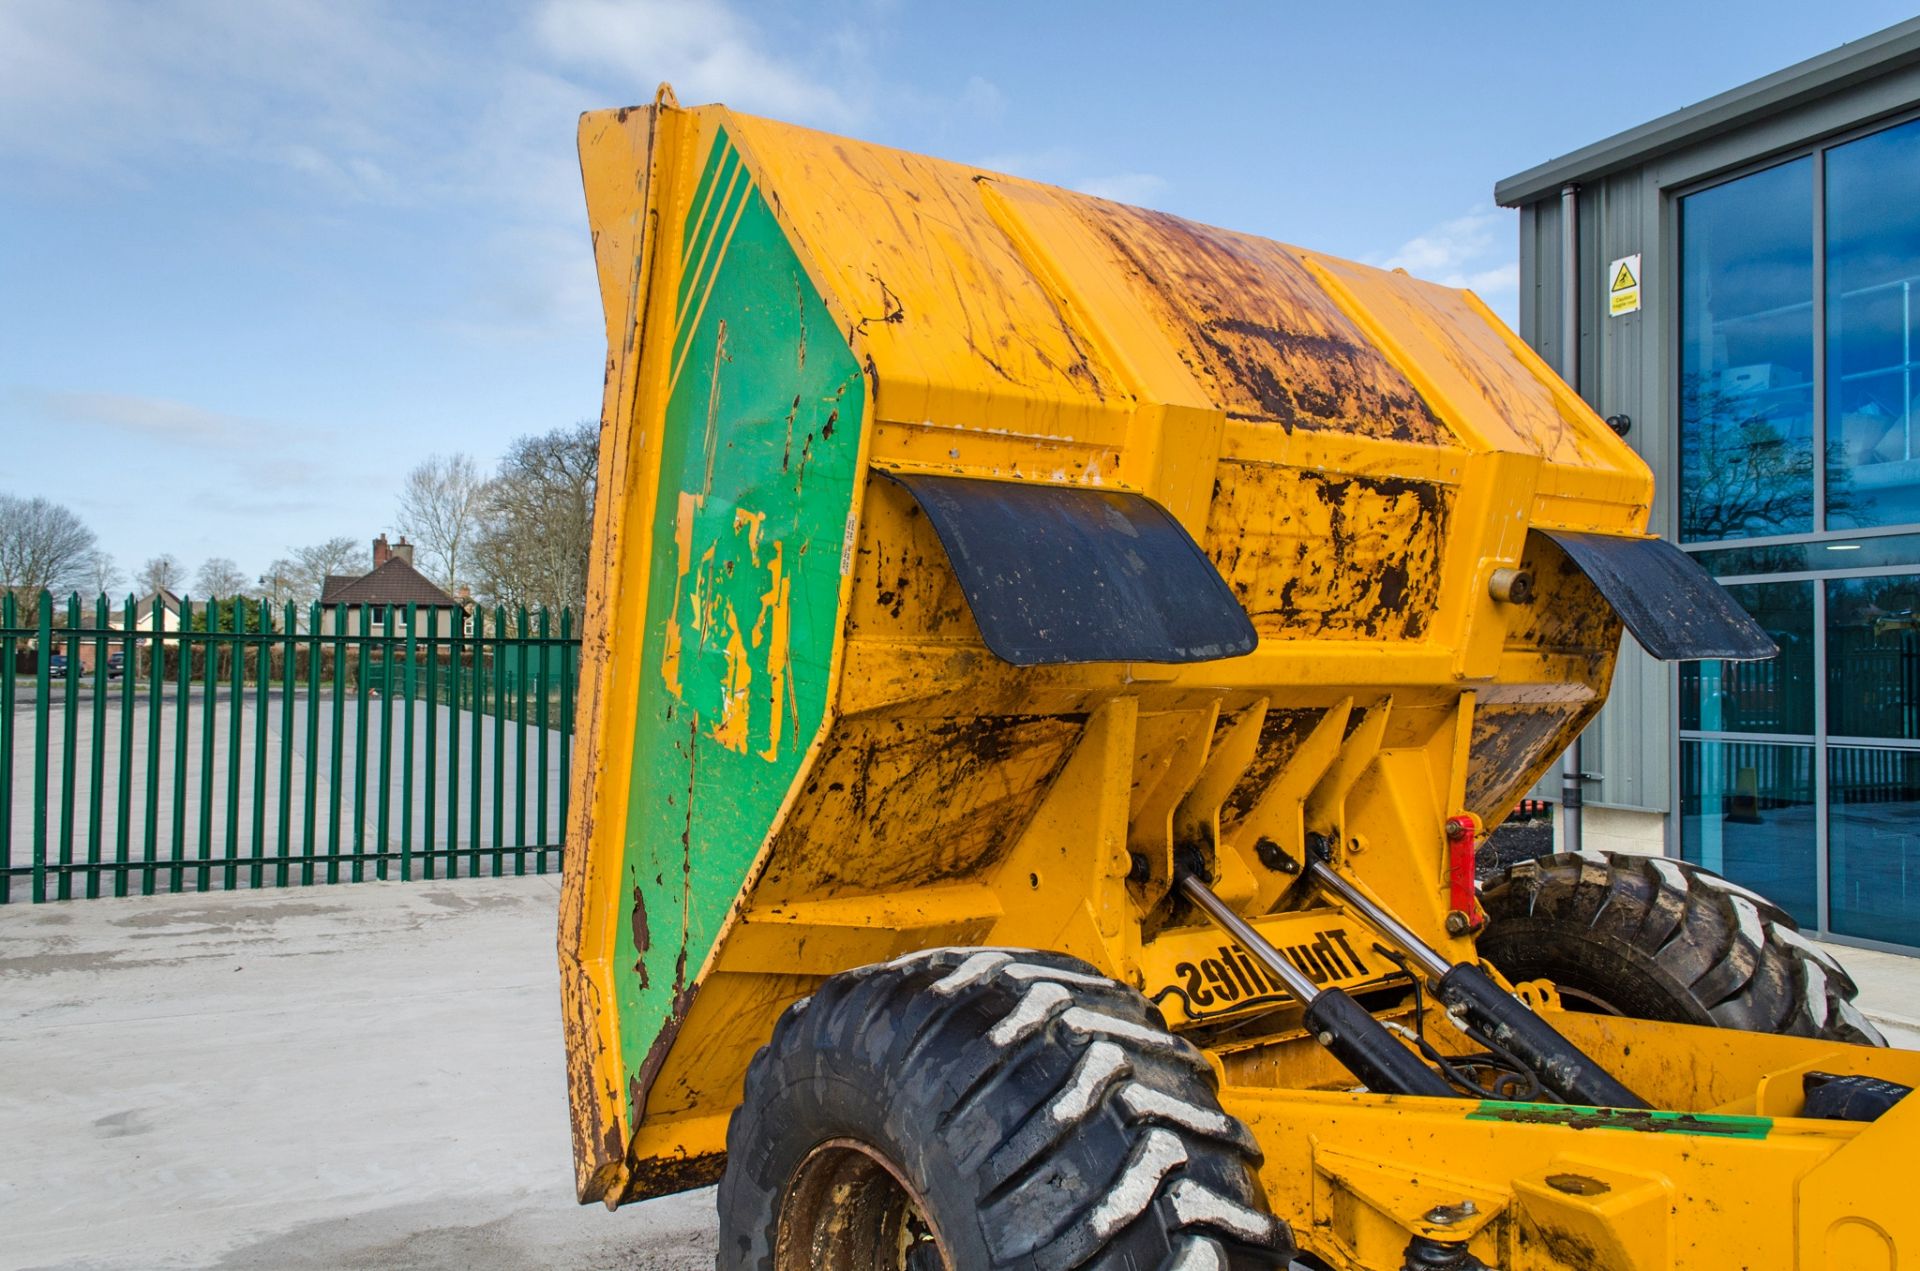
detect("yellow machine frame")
[559,90,1918,1268]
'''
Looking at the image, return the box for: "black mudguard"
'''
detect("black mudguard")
[1544,530,1777,662]
[880,472,1257,666]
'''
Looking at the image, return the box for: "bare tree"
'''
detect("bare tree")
[0,493,98,599]
[258,558,302,607]
[86,551,123,598]
[194,556,250,598]
[471,423,599,615]
[136,554,184,596]
[395,453,484,591]
[291,536,370,599]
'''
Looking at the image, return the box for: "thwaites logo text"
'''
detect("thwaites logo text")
[1162,929,1371,1018]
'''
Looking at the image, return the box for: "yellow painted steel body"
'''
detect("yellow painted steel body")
[560,91,1917,1267]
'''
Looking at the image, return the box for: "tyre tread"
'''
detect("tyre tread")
[718,947,1291,1271]
[1479,851,1885,1047]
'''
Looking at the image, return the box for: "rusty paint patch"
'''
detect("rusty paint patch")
[623,1150,728,1203]
[754,714,1084,898]
[1463,704,1584,825]
[1216,706,1326,831]
[1075,201,1447,441]
[1504,531,1621,658]
[1204,464,1448,641]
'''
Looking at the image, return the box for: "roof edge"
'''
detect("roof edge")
[1496,17,1920,207]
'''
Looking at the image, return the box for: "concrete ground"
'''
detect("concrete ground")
[0,877,712,1271]
[2,877,1917,1271]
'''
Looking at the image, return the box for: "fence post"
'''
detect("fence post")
[33,590,52,903]
[1,592,17,905]
[400,602,417,882]
[514,603,529,875]
[87,593,108,899]
[491,605,506,875]
[169,597,193,892]
[327,601,346,885]
[144,592,163,896]
[537,607,551,874]
[351,605,370,884]
[423,606,439,880]
[197,598,218,892]
[55,593,79,900]
[469,607,483,879]
[448,603,464,878]
[559,606,574,854]
[249,599,268,889]
[375,604,394,882]
[305,600,322,886]
[194,597,217,893]
[0,593,15,904]
[225,598,245,891]
[115,594,134,898]
[276,601,295,888]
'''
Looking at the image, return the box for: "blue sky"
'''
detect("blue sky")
[3,0,1914,590]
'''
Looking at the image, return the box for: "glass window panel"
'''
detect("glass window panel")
[1827,117,1920,529]
[1689,541,1815,577]
[1680,159,1816,542]
[1692,532,1920,578]
[1828,746,1920,943]
[1826,574,1920,740]
[1680,581,1814,734]
[1679,740,1817,925]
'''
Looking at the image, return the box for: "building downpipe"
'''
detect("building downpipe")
[1558,181,1584,855]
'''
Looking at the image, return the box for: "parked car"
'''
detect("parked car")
[47,651,67,679]
[105,650,125,680]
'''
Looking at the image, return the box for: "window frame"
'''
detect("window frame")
[1671,105,1920,950]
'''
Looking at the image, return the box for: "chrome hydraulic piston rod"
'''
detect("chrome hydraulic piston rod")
[1303,860,1648,1109]
[1176,872,1455,1098]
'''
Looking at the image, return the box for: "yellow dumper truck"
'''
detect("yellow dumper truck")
[559,88,1919,1269]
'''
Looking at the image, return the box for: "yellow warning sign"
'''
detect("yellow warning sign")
[1608,253,1642,317]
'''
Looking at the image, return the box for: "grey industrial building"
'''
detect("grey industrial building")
[1499,18,1920,954]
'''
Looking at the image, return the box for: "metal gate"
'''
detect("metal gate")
[1,592,579,903]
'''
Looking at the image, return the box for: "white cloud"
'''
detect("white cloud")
[25,391,275,446]
[1074,172,1169,206]
[531,0,861,127]
[971,149,1169,208]
[1372,206,1519,326]
[0,1,435,183]
[959,75,1004,119]
[11,389,341,490]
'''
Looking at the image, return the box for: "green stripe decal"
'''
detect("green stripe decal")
[614,127,865,1123]
[1468,1101,1772,1138]
[676,139,742,315]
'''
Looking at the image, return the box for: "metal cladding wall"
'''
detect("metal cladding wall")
[1504,26,1920,823]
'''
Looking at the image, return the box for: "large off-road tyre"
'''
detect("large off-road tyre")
[1479,851,1885,1046]
[717,947,1293,1271]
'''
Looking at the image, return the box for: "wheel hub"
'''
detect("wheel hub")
[775,1138,954,1271]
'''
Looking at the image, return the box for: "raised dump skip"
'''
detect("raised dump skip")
[557,90,1769,1205]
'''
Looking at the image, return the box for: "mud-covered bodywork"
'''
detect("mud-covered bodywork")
[558,91,1803,1244]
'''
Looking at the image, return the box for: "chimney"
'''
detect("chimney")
[392,536,415,566]
[372,534,391,567]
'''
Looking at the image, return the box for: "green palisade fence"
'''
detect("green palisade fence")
[0,592,580,903]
